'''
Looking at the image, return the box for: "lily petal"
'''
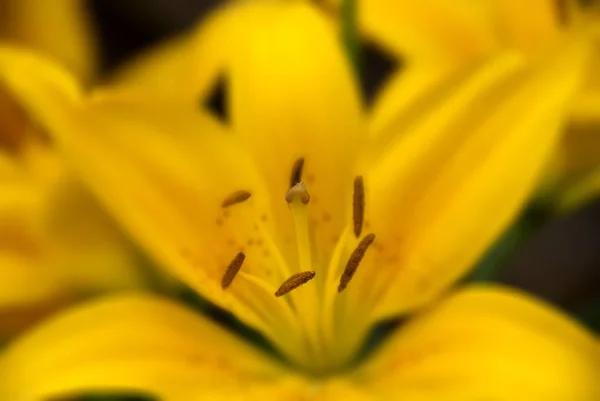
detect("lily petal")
[0,0,98,82]
[0,44,319,361]
[354,285,600,401]
[0,294,302,401]
[364,0,570,138]
[550,24,600,209]
[230,0,364,266]
[348,0,496,63]
[109,1,286,103]
[359,32,591,320]
[343,0,566,63]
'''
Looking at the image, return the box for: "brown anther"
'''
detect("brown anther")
[353,176,365,238]
[555,0,570,26]
[221,190,251,208]
[290,157,305,188]
[285,182,310,205]
[338,233,376,293]
[275,271,316,297]
[221,252,246,289]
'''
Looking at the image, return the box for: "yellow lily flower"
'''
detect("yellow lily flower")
[0,1,598,400]
[0,0,143,337]
[331,0,600,211]
[0,83,148,337]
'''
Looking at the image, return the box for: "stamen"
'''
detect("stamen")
[221,252,246,289]
[290,157,305,188]
[555,0,569,26]
[285,182,310,205]
[275,271,316,297]
[221,190,252,208]
[338,233,376,293]
[353,176,365,238]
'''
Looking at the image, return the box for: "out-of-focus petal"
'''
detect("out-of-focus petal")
[0,294,303,401]
[0,0,98,82]
[229,0,364,271]
[352,32,591,320]
[0,47,149,336]
[355,286,600,401]
[109,1,281,102]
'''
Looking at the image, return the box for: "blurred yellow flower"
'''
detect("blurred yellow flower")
[0,1,598,400]
[0,135,147,337]
[335,0,600,211]
[0,0,98,83]
[0,0,148,337]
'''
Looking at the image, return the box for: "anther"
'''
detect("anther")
[290,157,305,188]
[285,182,310,205]
[338,233,376,293]
[221,252,246,289]
[275,271,316,297]
[221,190,252,208]
[555,0,569,26]
[353,176,365,238]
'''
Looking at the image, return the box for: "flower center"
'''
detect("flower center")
[218,158,377,375]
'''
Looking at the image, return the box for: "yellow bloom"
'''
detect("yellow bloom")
[0,0,141,337]
[0,139,147,337]
[0,83,147,337]
[331,0,600,211]
[0,1,598,400]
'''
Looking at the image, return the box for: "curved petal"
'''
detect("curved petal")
[230,0,364,267]
[341,0,565,62]
[363,0,569,138]
[0,294,303,401]
[0,44,321,365]
[0,45,81,127]
[109,1,288,103]
[109,34,201,99]
[355,31,592,320]
[0,0,98,82]
[350,0,496,62]
[355,285,600,401]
